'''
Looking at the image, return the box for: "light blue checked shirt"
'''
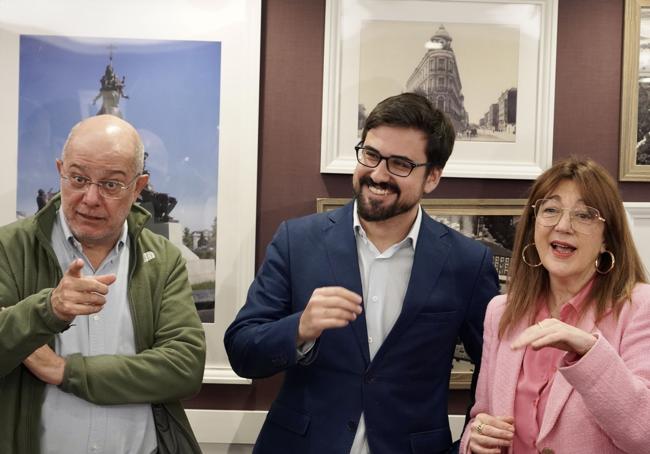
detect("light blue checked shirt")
[40,209,156,454]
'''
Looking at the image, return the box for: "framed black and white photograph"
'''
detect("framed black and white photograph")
[0,0,262,384]
[359,22,519,144]
[321,0,557,179]
[316,197,526,388]
[620,0,650,181]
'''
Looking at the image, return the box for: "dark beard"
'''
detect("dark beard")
[354,175,415,222]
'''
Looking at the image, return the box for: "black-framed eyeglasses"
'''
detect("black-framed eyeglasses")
[532,198,606,234]
[60,172,141,199]
[354,142,432,177]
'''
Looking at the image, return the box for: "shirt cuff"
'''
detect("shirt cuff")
[296,340,316,362]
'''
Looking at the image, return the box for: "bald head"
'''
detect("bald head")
[61,115,144,175]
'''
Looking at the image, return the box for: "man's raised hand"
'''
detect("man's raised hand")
[297,287,363,343]
[50,258,116,321]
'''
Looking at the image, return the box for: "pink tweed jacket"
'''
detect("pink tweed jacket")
[460,283,650,454]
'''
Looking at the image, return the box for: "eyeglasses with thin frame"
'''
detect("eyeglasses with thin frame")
[354,142,432,177]
[532,198,606,234]
[60,172,141,199]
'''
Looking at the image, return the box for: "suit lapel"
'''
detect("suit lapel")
[323,203,369,364]
[371,213,450,364]
[537,372,574,441]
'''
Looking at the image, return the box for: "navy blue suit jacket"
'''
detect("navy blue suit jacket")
[225,202,499,454]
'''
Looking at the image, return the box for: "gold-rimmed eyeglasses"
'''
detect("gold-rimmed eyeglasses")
[60,173,141,199]
[532,198,605,234]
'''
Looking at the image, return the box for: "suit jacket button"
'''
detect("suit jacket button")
[541,448,554,454]
[364,374,374,384]
[347,421,357,432]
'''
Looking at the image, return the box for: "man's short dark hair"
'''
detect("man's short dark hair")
[361,92,456,169]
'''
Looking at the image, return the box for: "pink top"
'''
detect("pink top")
[512,282,592,453]
[460,283,650,454]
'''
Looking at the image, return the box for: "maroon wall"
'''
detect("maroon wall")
[185,0,648,413]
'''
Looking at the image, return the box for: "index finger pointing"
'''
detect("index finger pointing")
[65,258,84,278]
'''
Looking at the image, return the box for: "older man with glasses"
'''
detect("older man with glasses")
[0,115,205,454]
[225,92,500,454]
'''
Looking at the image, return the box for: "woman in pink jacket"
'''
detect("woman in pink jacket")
[461,157,649,454]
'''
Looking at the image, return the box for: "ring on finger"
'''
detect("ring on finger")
[476,422,485,435]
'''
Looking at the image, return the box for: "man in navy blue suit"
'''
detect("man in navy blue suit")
[225,93,499,454]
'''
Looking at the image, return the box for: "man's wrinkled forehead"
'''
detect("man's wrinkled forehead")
[62,136,138,176]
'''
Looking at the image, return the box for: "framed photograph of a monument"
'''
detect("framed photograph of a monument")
[0,0,261,384]
[316,197,526,388]
[620,0,650,181]
[321,0,558,179]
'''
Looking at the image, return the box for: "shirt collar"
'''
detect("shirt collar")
[562,277,595,314]
[352,200,422,251]
[57,209,128,253]
[539,277,595,323]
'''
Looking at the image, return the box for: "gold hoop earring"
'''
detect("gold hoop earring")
[522,243,542,267]
[595,250,615,275]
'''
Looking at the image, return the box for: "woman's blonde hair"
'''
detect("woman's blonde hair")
[499,157,648,337]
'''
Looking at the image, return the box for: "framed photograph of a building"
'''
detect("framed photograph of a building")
[316,197,526,388]
[620,0,650,181]
[321,0,558,179]
[0,0,261,384]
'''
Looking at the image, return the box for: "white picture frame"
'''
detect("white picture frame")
[321,0,558,179]
[0,0,261,384]
[624,202,650,271]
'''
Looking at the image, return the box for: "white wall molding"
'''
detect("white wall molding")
[202,367,251,385]
[625,202,650,272]
[188,409,268,444]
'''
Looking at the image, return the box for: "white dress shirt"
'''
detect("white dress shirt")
[349,202,421,454]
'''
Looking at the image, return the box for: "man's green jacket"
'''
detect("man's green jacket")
[0,196,206,454]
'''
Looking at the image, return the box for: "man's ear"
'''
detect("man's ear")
[423,167,442,194]
[132,174,149,201]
